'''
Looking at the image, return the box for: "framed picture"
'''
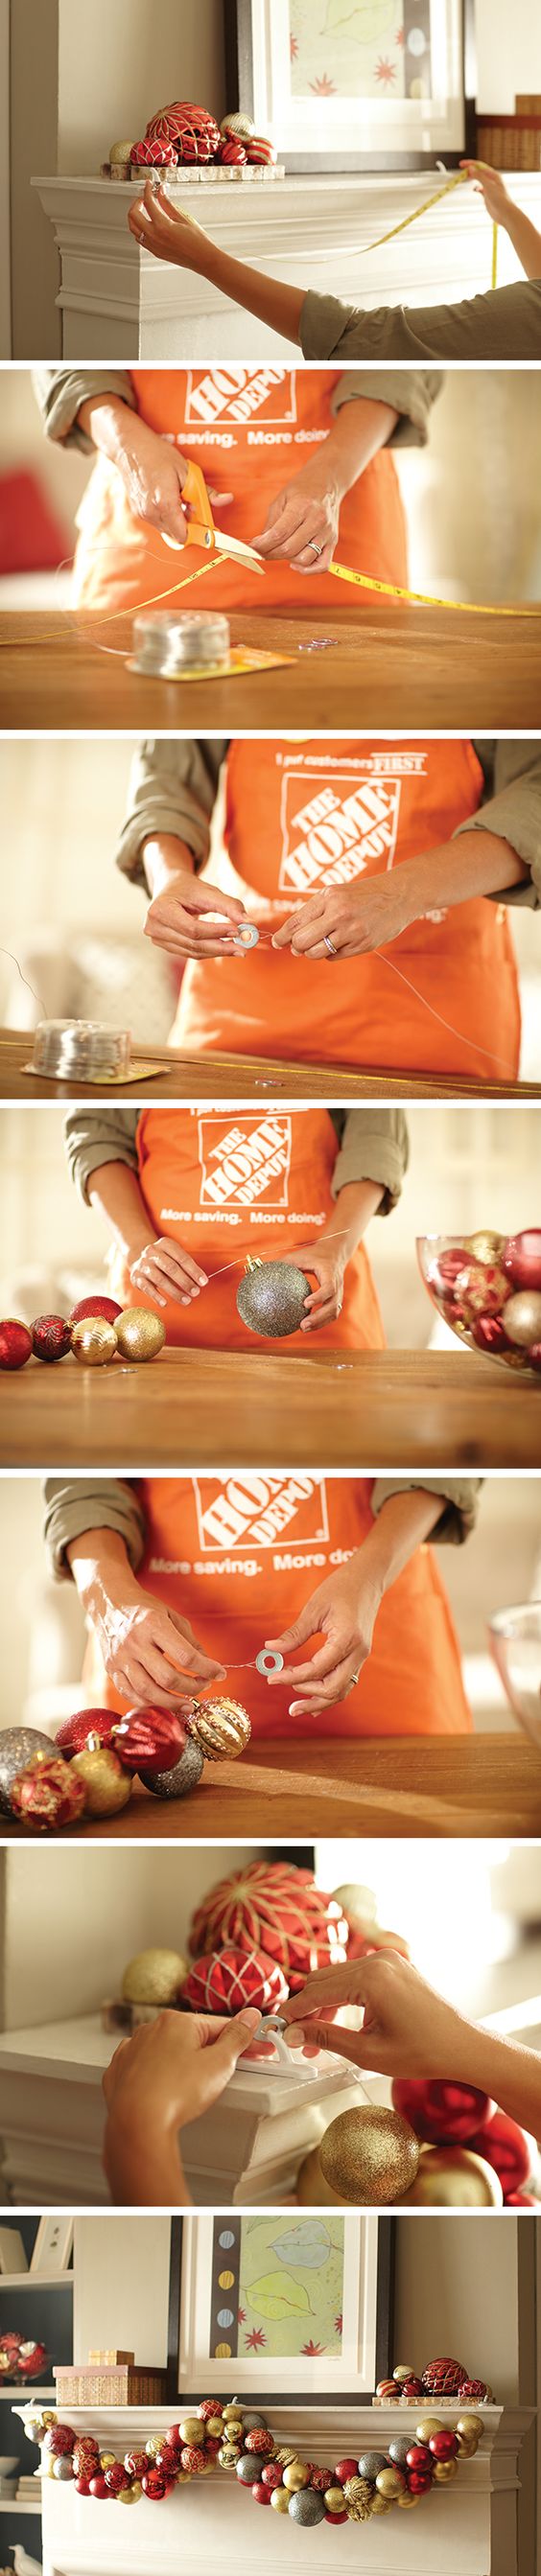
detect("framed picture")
[30,2217,74,2275]
[176,2213,393,2403]
[225,0,477,171]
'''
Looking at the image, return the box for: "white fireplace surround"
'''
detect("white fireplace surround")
[31,169,541,359]
[12,2400,533,2576]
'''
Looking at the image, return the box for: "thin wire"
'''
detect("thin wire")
[0,949,47,1018]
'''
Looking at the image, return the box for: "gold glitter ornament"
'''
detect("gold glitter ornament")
[178,2420,204,2445]
[318,2104,419,2204]
[118,2483,139,2502]
[236,1254,311,1340]
[468,1230,505,1263]
[415,2418,445,2443]
[458,2415,482,2442]
[205,2418,224,2440]
[71,1743,132,1816]
[401,2144,503,2207]
[397,2491,421,2509]
[433,2458,459,2482]
[186,1699,251,1763]
[283,2461,311,2491]
[100,2454,116,2471]
[218,2446,240,2469]
[71,1317,117,1366]
[270,2488,292,2513]
[324,2488,348,2516]
[114,1308,166,1361]
[122,1946,186,2004]
[376,2467,406,2499]
[369,2494,392,2516]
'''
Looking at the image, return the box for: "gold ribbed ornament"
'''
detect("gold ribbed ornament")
[186,1698,251,1763]
[71,1317,117,1366]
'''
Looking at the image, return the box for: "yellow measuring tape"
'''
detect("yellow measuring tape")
[328,561,538,616]
[353,164,498,288]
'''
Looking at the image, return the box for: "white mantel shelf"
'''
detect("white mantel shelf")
[11,2401,534,2576]
[31,169,541,359]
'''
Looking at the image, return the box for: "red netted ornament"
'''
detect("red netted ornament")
[11,1755,86,1831]
[421,2357,467,2396]
[182,1944,288,2016]
[130,140,176,168]
[188,1861,348,1988]
[145,102,221,161]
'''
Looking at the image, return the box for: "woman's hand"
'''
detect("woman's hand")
[103,2007,264,2202]
[282,1952,481,2080]
[264,1560,383,1715]
[106,407,190,545]
[129,180,209,270]
[279,1240,346,1334]
[89,1585,223,1704]
[253,462,341,573]
[460,160,511,224]
[129,1235,210,1309]
[271,872,413,960]
[144,870,248,961]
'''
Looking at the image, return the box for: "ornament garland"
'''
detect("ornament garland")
[22,2383,487,2522]
[0,1300,165,1374]
[0,1696,251,1832]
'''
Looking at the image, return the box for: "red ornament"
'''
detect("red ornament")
[17,2340,49,2380]
[429,2431,458,2462]
[219,139,247,164]
[453,1261,509,1320]
[251,2482,271,2504]
[180,2447,208,2473]
[310,2468,332,2492]
[113,1706,186,1775]
[245,2429,275,2457]
[142,2469,168,2498]
[457,2379,489,2402]
[505,2193,537,2207]
[124,2448,149,2479]
[69,1296,122,1327]
[503,1230,541,1291]
[32,1314,72,1362]
[400,2377,423,2401]
[105,2463,129,2495]
[325,2509,348,2523]
[391,2078,493,2146]
[262,2461,284,2488]
[471,1316,510,1356]
[468,2106,531,2194]
[247,135,277,163]
[182,1944,288,2016]
[89,2474,109,2498]
[406,2446,432,2471]
[57,1708,119,1758]
[11,1755,87,1831]
[334,2459,359,2484]
[146,101,221,161]
[75,2475,92,2495]
[422,2358,467,2397]
[408,2470,433,2495]
[0,1319,33,1371]
[43,2424,75,2456]
[130,139,176,167]
[189,1861,348,1985]
[73,2441,100,2477]
[427,1247,471,1297]
[197,2404,221,2423]
[529,1344,541,1374]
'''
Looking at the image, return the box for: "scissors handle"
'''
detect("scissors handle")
[181,457,216,552]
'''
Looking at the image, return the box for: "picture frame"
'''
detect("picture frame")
[30,2217,74,2276]
[225,0,477,172]
[176,2213,393,2404]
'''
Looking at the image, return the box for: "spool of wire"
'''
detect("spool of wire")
[131,609,231,678]
[31,1020,132,1082]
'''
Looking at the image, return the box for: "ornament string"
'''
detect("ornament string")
[0,949,48,1018]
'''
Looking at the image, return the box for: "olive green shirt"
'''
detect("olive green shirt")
[33,363,440,455]
[299,279,541,363]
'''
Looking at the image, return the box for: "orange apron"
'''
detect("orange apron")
[82,1474,471,1740]
[175,737,521,1080]
[72,366,407,613]
[111,1105,386,1354]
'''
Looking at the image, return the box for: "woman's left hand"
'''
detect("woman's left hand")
[264,1562,382,1715]
[253,464,341,572]
[280,1239,346,1333]
[272,873,413,959]
[129,180,207,267]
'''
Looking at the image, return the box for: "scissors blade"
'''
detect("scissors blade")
[212,529,266,575]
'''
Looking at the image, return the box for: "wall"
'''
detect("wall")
[58,0,226,175]
[475,1,541,110]
[10,0,61,359]
[0,1845,259,2029]
[73,2214,172,2364]
[0,0,10,358]
[395,2211,522,2399]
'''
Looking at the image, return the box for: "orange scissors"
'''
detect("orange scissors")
[162,458,265,573]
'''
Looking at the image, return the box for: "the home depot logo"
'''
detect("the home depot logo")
[278,770,403,893]
[198,1115,292,1211]
[193,1475,329,1551]
[185,367,297,427]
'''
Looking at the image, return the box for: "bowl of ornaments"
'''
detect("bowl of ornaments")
[417,1228,541,1379]
[488,1602,541,1750]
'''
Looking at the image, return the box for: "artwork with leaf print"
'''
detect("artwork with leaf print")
[211,2216,345,2361]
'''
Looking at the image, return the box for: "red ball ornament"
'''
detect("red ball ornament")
[17,2340,49,2380]
[197,2404,221,2423]
[408,2470,433,2495]
[219,138,247,164]
[182,1944,288,2016]
[124,2448,149,2479]
[400,2377,424,2401]
[142,2469,168,2498]
[309,2469,332,2492]
[262,2462,284,2489]
[180,2447,208,2474]
[245,2429,275,2457]
[246,135,277,163]
[189,1862,347,1985]
[422,2357,467,2397]
[69,1295,122,1327]
[130,139,176,166]
[0,1319,33,1371]
[11,1754,87,1831]
[43,2424,75,2455]
[89,2474,109,2498]
[429,2431,458,2462]
[112,1706,186,1775]
[529,1344,541,1374]
[57,1708,119,1758]
[146,101,221,160]
[453,1261,509,1320]
[503,1230,541,1291]
[73,2441,100,2477]
[505,2192,538,2207]
[75,2475,92,2495]
[391,2078,493,2146]
[32,1314,72,1363]
[251,2482,271,2504]
[428,1247,471,1297]
[334,2459,359,2484]
[471,1316,510,1356]
[468,2106,531,2194]
[325,2509,348,2524]
[105,2462,129,2495]
[457,2379,489,2402]
[406,2446,432,2471]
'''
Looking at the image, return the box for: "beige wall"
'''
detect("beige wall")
[10,0,61,360]
[476,1,541,109]
[73,2215,173,2364]
[58,0,226,175]
[0,1845,259,2030]
[395,2212,523,2401]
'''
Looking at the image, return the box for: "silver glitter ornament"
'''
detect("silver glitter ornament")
[241,2414,267,2431]
[388,2439,413,2466]
[236,2455,257,2484]
[357,2452,389,2478]
[0,1727,55,1810]
[236,1254,311,1339]
[53,2457,75,2481]
[288,2490,326,2526]
[140,1738,204,1800]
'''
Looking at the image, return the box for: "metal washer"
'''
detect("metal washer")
[255,1648,284,1676]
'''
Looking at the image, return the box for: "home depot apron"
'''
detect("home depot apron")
[174,737,521,1080]
[82,1474,471,1739]
[72,366,408,613]
[109,1105,386,1354]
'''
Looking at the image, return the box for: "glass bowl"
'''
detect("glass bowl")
[416,1232,541,1381]
[488,1603,541,1748]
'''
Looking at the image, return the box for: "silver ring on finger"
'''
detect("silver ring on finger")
[351,1668,362,1686]
[307,539,324,558]
[324,933,338,957]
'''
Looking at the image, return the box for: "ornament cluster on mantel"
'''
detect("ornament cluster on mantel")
[22,2382,488,2525]
[102,103,280,184]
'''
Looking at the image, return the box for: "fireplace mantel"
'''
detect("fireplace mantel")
[12,2401,533,2576]
[31,169,541,360]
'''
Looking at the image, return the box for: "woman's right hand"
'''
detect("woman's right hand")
[144,870,248,960]
[108,411,190,545]
[129,1234,210,1309]
[91,1585,224,1703]
[282,1951,481,2083]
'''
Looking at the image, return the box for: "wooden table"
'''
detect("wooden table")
[1,1348,539,1468]
[2,1031,539,1102]
[3,1736,539,1840]
[1,604,540,730]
